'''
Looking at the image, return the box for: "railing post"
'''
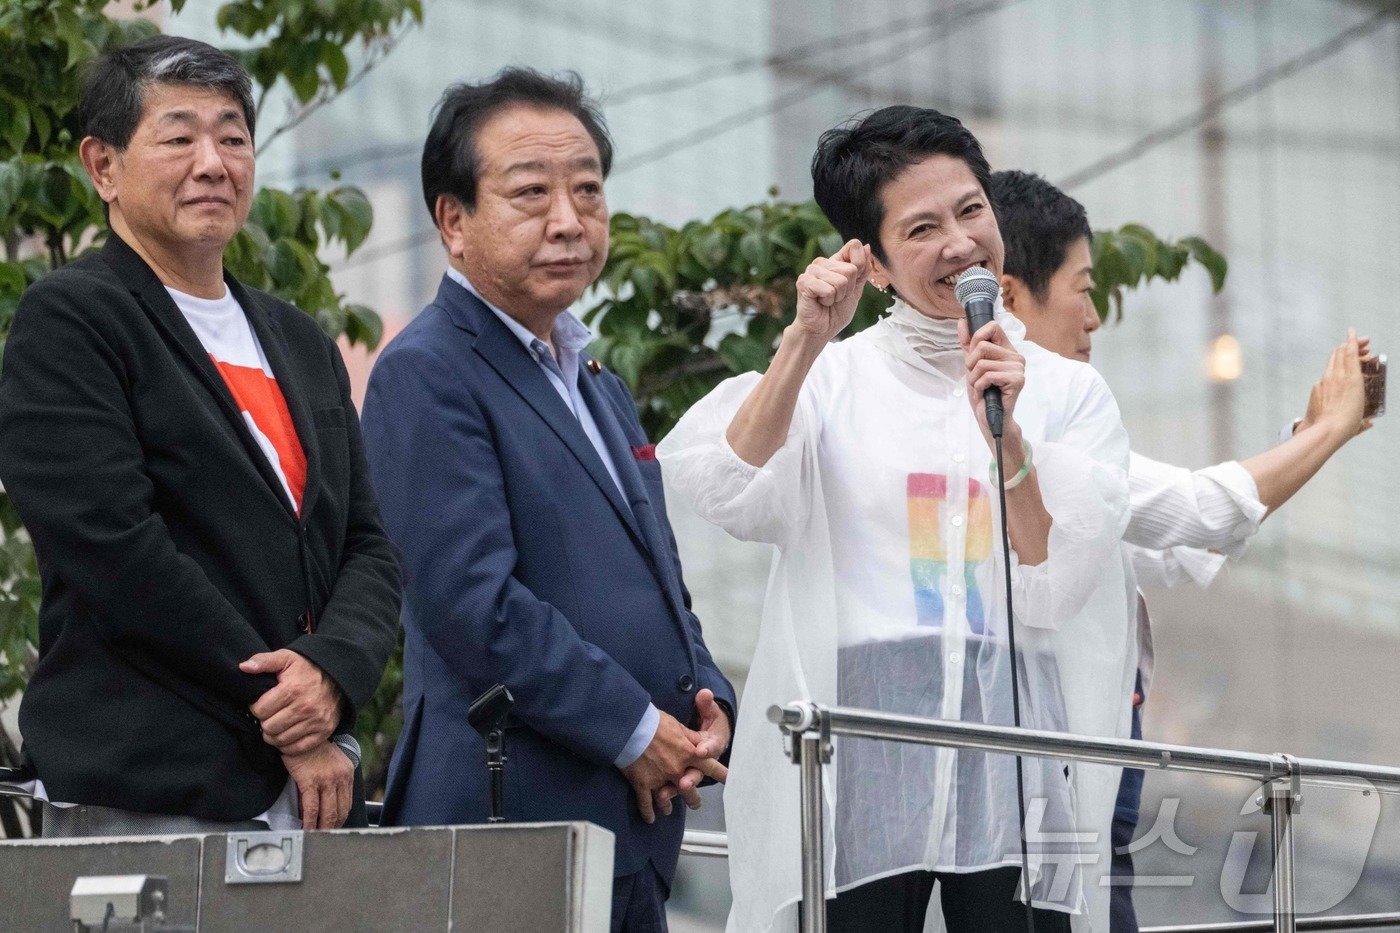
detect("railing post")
[1262,757,1302,933]
[775,702,831,933]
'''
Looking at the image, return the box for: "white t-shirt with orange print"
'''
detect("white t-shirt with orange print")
[166,285,306,516]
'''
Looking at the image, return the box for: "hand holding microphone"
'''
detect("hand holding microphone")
[955,266,1025,442]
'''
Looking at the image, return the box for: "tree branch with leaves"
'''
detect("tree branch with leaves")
[583,195,1228,440]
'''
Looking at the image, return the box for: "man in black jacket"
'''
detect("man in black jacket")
[0,35,400,835]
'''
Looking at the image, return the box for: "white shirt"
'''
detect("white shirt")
[660,307,1134,932]
[1122,453,1266,694]
[165,286,303,513]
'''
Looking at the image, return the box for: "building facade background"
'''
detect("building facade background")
[174,0,1400,925]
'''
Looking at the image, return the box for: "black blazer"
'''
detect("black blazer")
[0,234,400,820]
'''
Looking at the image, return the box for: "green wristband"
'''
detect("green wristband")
[988,438,1033,490]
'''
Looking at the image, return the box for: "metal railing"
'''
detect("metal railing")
[768,701,1400,933]
[671,830,1400,931]
[10,760,1400,931]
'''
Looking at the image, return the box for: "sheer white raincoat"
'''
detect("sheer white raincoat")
[658,306,1137,932]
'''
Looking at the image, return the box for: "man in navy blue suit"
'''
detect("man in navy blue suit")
[361,68,736,931]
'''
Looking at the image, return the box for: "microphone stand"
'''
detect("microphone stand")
[467,684,515,824]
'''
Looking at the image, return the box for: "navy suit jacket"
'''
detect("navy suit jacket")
[361,275,736,883]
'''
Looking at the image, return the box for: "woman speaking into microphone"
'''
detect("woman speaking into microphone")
[659,107,1135,932]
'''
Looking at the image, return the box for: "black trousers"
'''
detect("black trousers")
[823,868,1072,933]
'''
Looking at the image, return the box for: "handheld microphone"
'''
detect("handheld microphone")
[954,266,1004,438]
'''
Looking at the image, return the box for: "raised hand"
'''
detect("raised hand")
[794,239,873,344]
[1300,329,1371,439]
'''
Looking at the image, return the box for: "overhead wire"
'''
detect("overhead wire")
[337,0,1025,271]
[1055,2,1398,191]
[606,0,1022,105]
[275,0,1011,186]
[335,3,1398,272]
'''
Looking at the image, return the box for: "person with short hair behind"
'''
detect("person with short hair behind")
[990,168,1373,932]
[360,68,736,932]
[661,107,1136,932]
[0,35,401,836]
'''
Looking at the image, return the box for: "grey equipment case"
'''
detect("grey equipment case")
[0,821,614,931]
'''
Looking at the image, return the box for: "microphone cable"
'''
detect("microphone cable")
[992,427,1037,933]
[958,264,1036,931]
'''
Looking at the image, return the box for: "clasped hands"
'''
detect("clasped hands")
[241,648,351,830]
[621,689,731,824]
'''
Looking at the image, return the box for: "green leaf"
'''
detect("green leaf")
[1092,238,1131,294]
[289,67,320,105]
[594,299,643,338]
[1156,243,1188,280]
[605,259,634,300]
[717,332,772,374]
[605,333,650,387]
[816,231,842,256]
[1181,236,1228,293]
[53,7,93,69]
[690,228,727,271]
[1090,285,1110,322]
[3,103,30,154]
[30,108,51,153]
[265,238,302,286]
[0,160,23,221]
[326,187,372,253]
[1114,234,1147,287]
[250,188,301,239]
[0,260,28,296]
[739,228,772,278]
[1116,224,1158,280]
[320,41,350,89]
[631,264,659,306]
[344,303,384,349]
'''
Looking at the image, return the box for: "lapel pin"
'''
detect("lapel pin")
[586,358,602,376]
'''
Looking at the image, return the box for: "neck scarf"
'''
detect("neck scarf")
[870,295,1027,375]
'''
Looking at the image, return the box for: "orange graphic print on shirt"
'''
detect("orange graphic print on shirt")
[212,356,307,514]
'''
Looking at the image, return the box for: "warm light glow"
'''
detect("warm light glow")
[1207,334,1243,382]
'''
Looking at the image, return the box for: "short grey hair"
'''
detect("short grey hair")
[80,35,256,150]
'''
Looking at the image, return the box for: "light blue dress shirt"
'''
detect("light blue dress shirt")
[446,267,660,769]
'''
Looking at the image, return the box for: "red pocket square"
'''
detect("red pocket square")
[632,444,657,462]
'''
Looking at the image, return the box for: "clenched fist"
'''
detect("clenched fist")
[794,239,873,344]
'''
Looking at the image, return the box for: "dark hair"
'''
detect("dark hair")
[988,170,1092,301]
[421,68,613,218]
[810,105,993,263]
[80,35,255,149]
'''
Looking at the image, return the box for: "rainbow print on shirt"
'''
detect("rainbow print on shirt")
[907,473,993,633]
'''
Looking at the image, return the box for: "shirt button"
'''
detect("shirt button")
[953,453,965,463]
[677,675,695,692]
[954,387,965,398]
[951,515,964,527]
[948,652,961,664]
[951,584,964,597]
